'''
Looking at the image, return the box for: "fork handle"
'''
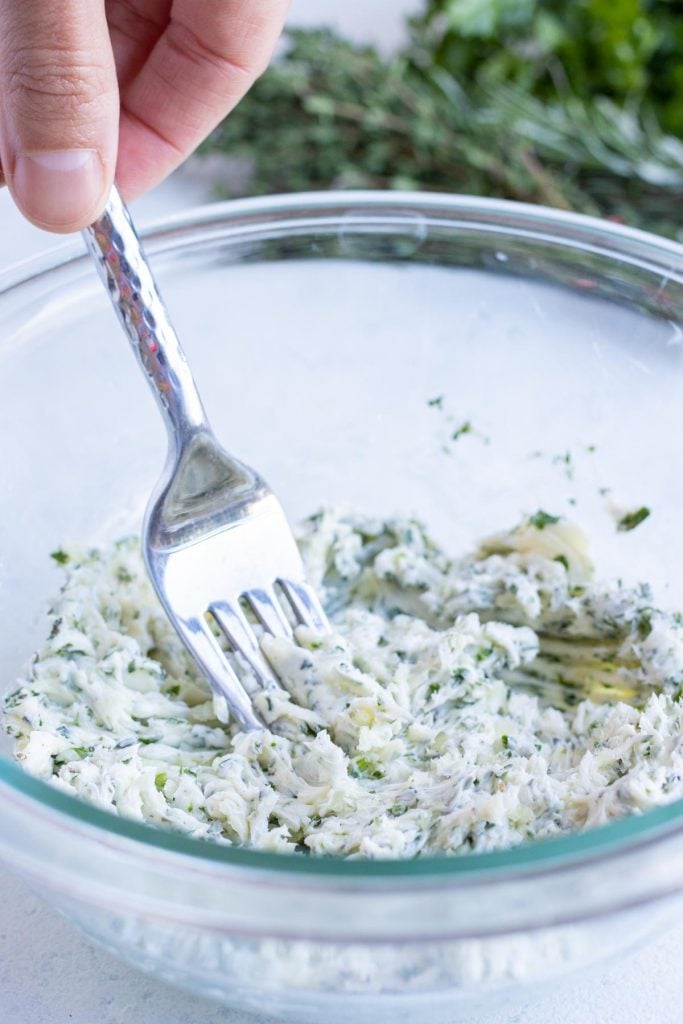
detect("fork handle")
[83,185,208,446]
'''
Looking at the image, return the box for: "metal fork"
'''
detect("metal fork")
[82,187,328,731]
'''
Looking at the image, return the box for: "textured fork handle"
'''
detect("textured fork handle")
[82,185,208,445]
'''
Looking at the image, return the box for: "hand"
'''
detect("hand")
[0,0,289,232]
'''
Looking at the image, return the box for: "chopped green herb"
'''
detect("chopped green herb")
[116,566,133,583]
[71,747,89,758]
[529,510,560,530]
[501,735,510,748]
[154,772,168,791]
[50,550,70,566]
[554,554,570,571]
[56,644,87,658]
[618,507,651,532]
[388,804,408,817]
[451,421,472,441]
[354,757,383,780]
[427,395,444,409]
[552,451,574,478]
[637,612,653,640]
[48,617,63,640]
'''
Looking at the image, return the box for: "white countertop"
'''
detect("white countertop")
[1,4,682,1016]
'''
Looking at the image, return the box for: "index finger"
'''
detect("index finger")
[116,0,289,199]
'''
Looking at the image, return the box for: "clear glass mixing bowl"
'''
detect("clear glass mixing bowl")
[1,193,683,1024]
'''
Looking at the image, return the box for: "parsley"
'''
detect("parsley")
[552,451,574,478]
[354,757,384,780]
[116,566,133,583]
[554,554,570,571]
[501,735,510,748]
[428,682,441,695]
[427,395,444,409]
[618,507,651,532]
[529,510,560,530]
[154,772,168,791]
[50,550,70,566]
[56,644,87,658]
[637,612,653,640]
[71,747,89,758]
[48,617,63,640]
[166,684,181,698]
[388,804,408,817]
[451,421,472,441]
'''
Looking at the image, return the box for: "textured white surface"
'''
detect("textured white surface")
[1,1,682,1017]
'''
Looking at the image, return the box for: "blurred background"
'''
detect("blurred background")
[203,0,683,238]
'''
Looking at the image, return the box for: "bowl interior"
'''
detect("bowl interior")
[1,195,682,850]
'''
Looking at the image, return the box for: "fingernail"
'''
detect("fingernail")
[13,150,105,230]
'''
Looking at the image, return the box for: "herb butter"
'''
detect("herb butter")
[4,509,683,858]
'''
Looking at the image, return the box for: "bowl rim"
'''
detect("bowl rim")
[2,188,683,881]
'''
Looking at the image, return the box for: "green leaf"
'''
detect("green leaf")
[618,507,651,532]
[529,510,560,529]
[353,757,384,780]
[50,550,70,566]
[451,420,472,441]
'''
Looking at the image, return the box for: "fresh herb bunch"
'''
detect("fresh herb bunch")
[201,4,683,236]
[413,0,683,135]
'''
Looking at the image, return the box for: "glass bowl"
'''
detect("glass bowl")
[1,192,683,1024]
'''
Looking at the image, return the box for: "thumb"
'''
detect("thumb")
[0,0,118,232]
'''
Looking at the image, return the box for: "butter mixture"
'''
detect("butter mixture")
[4,509,683,858]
